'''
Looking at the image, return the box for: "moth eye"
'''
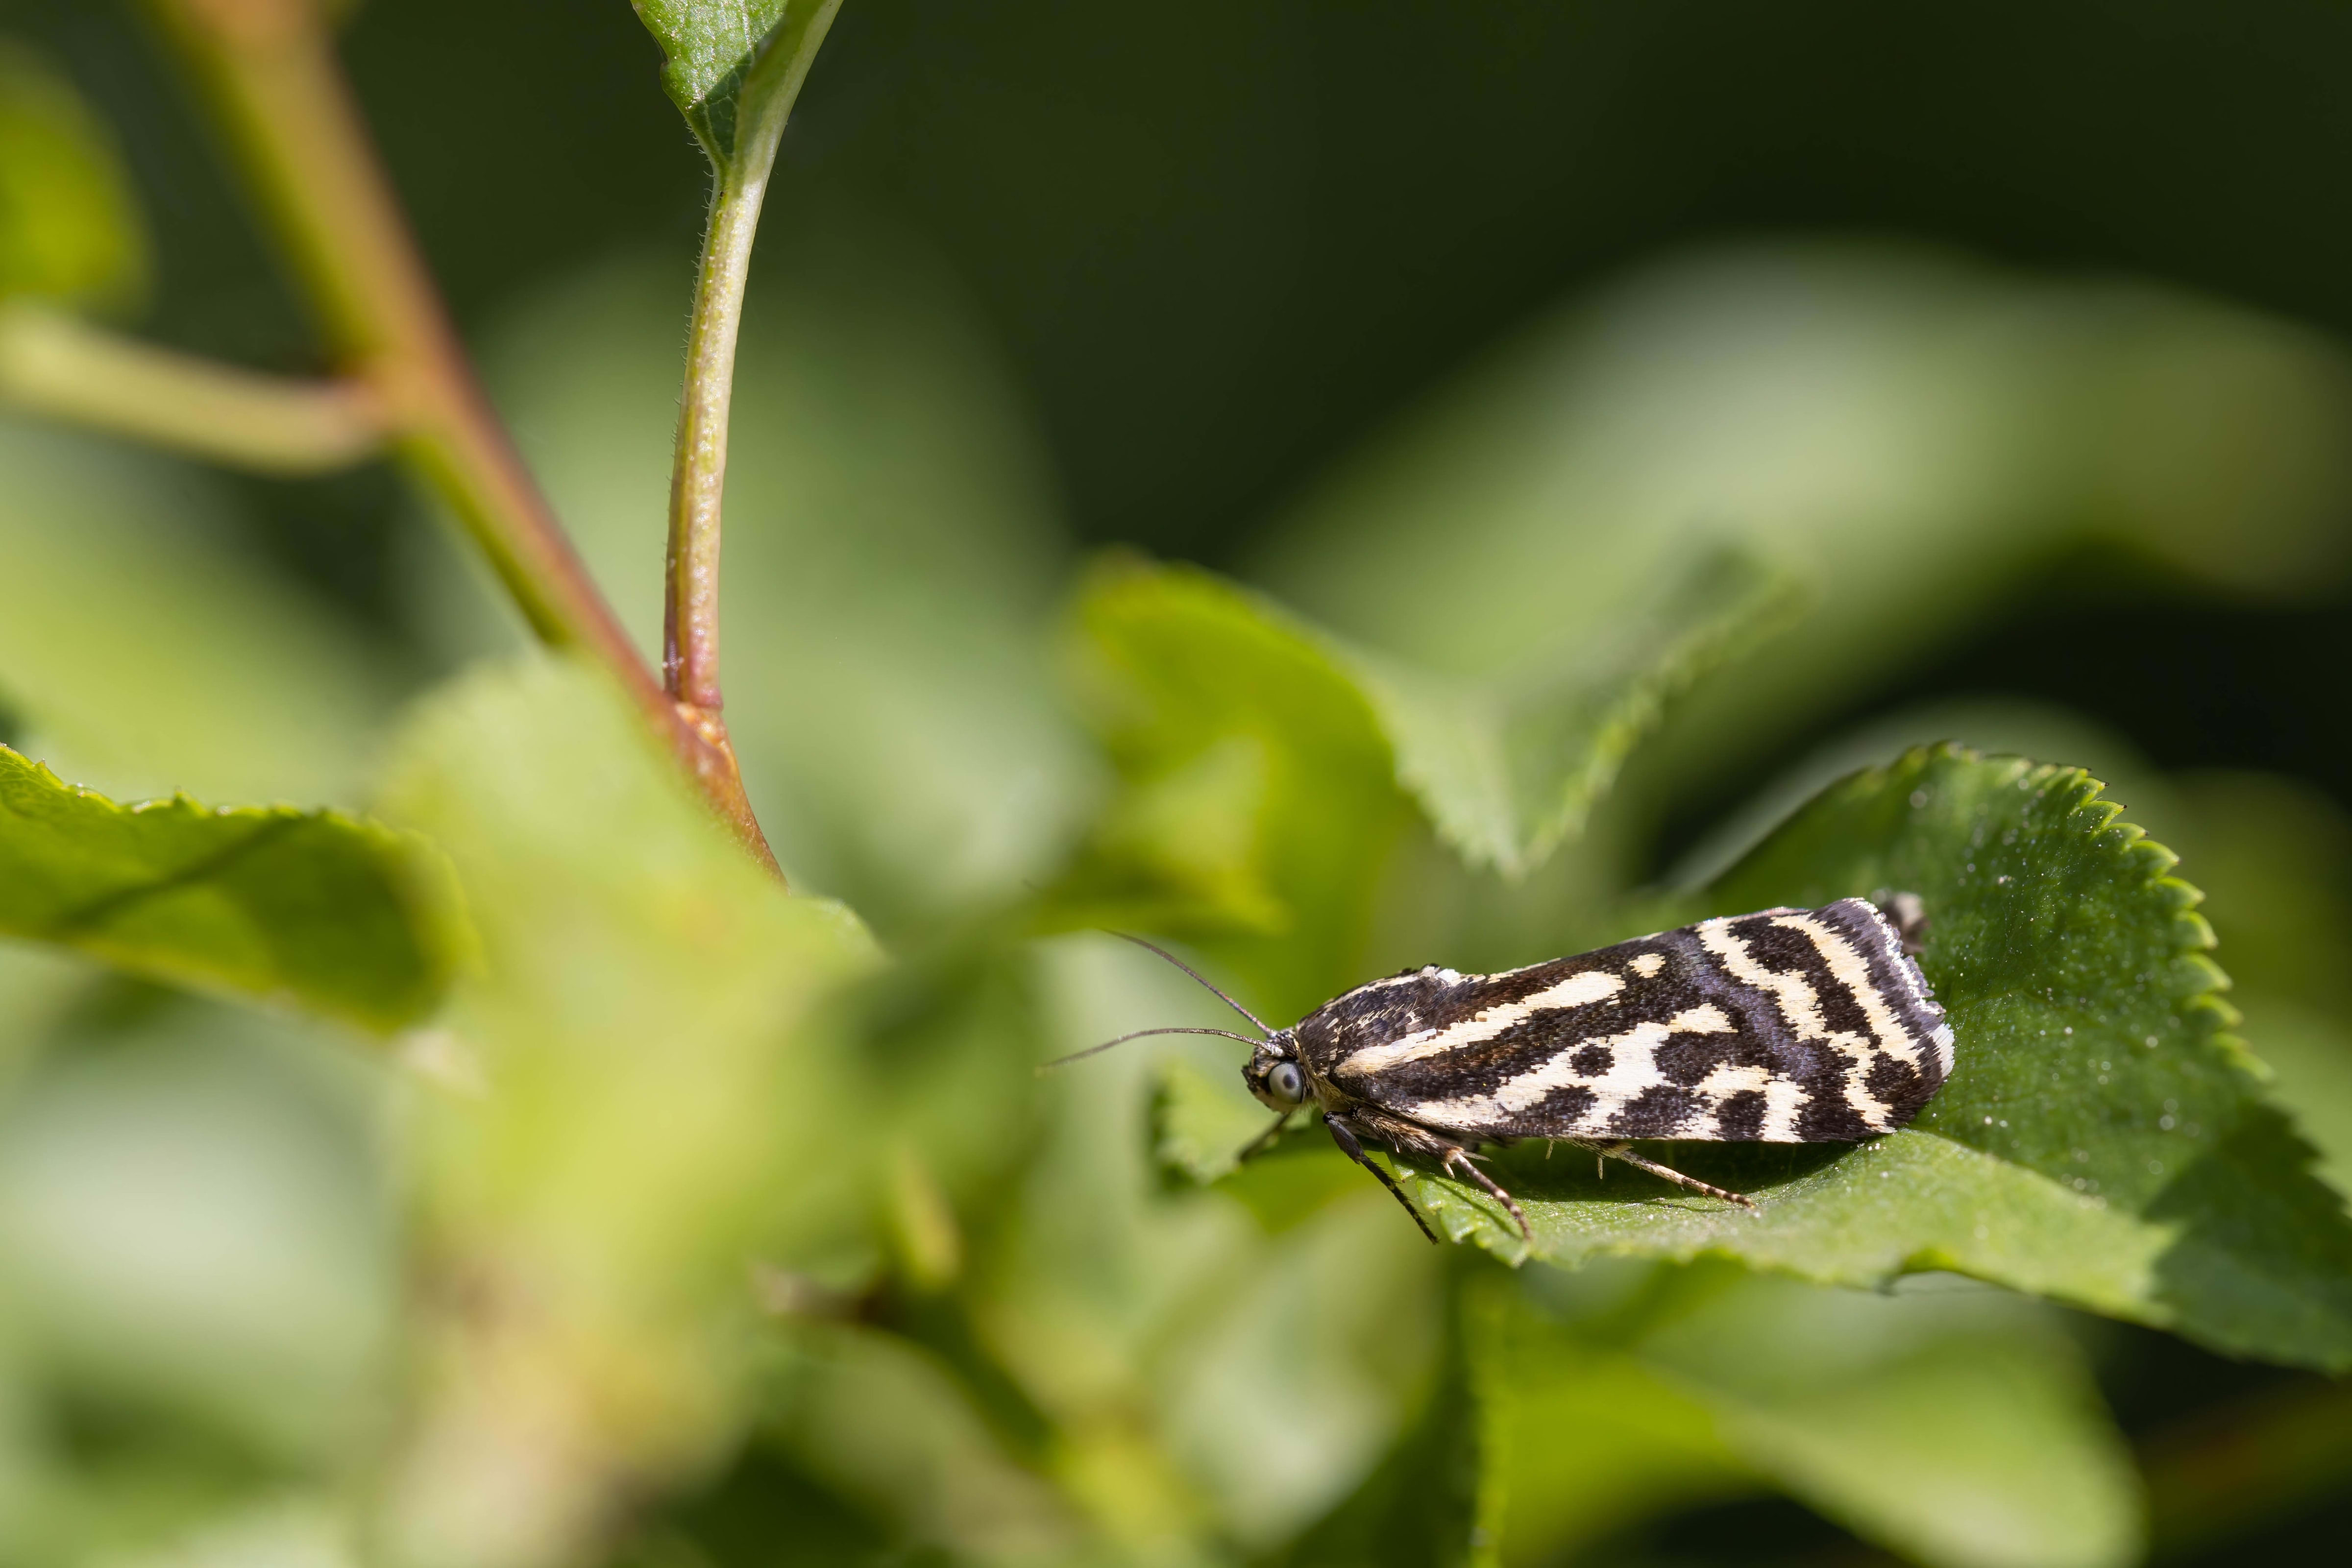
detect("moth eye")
[1270,1062,1304,1105]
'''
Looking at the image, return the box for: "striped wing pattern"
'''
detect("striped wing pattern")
[1300,897,1953,1143]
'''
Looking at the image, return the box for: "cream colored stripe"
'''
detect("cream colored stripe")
[1696,916,1825,1039]
[1395,1004,1733,1134]
[1335,966,1625,1076]
[1760,1077,1808,1140]
[1766,913,1900,1131]
[1772,913,1922,1069]
[1836,898,1955,1078]
[1705,914,1896,1134]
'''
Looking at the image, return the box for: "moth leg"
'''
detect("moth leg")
[1234,1110,1294,1164]
[1326,1117,1440,1244]
[1595,1141,1758,1210]
[1442,1146,1531,1240]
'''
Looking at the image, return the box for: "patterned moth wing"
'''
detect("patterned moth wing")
[1298,897,1954,1146]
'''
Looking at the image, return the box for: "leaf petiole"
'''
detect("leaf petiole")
[662,4,844,752]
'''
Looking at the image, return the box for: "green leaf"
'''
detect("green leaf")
[1348,545,1800,877]
[1153,1054,1274,1185]
[757,1322,1078,1559]
[961,936,1443,1556]
[1277,1270,1491,1568]
[368,658,880,1568]
[0,40,145,312]
[0,746,455,1033]
[1413,747,2352,1371]
[629,0,842,170]
[1051,554,1777,1012]
[1052,556,1409,1017]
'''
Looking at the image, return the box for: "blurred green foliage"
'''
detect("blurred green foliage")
[0,746,457,1033]
[0,5,2351,1568]
[0,38,142,312]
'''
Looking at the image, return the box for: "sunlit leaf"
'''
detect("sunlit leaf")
[1351,545,1800,877]
[0,40,144,312]
[1050,556,1407,1018]
[1404,747,2352,1371]
[1153,1055,1273,1185]
[1051,555,1775,1012]
[0,747,454,1033]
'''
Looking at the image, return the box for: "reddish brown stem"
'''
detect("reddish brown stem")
[147,0,780,874]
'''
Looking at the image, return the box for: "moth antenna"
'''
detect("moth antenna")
[1038,1025,1266,1073]
[1107,932,1274,1039]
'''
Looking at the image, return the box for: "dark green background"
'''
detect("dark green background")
[16,0,2352,826]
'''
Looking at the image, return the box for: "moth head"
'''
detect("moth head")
[1244,1033,1307,1110]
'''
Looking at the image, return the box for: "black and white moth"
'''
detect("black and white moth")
[1064,896,1953,1242]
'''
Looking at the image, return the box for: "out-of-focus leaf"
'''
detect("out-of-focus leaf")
[418,235,1091,936]
[0,994,394,1565]
[0,748,457,1033]
[1153,1055,1274,1185]
[90,1498,360,1568]
[1050,557,1407,1018]
[1470,1270,1752,1565]
[367,659,877,1568]
[1255,245,2352,795]
[0,421,393,807]
[1414,748,2352,1371]
[760,1323,1078,1563]
[1159,1191,1442,1549]
[1277,1271,1490,1568]
[1477,1265,2140,1568]
[629,0,840,169]
[2226,1002,2352,1209]
[966,937,1442,1558]
[0,942,93,1082]
[0,40,145,312]
[2166,771,2352,1202]
[1052,552,1789,1022]
[1353,545,1800,877]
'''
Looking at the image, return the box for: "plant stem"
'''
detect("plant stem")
[0,301,384,473]
[146,0,779,873]
[663,1,843,723]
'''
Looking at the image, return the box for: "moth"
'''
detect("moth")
[1059,896,1953,1242]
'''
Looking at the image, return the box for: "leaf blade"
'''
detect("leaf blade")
[1417,747,2352,1371]
[629,0,841,169]
[1345,544,1802,876]
[0,746,455,1032]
